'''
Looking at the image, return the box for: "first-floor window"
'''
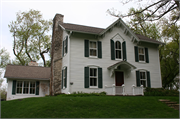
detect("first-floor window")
[90,68,98,87]
[17,81,23,94]
[16,81,36,94]
[63,69,66,88]
[30,82,35,94]
[140,71,146,87]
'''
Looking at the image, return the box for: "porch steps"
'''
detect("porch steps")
[159,99,179,110]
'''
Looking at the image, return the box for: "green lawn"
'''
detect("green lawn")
[1,96,179,118]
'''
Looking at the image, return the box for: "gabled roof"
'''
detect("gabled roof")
[4,65,51,80]
[59,18,163,45]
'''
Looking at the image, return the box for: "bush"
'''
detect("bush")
[57,91,107,97]
[144,88,179,96]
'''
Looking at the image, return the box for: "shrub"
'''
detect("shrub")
[144,88,179,96]
[57,91,107,97]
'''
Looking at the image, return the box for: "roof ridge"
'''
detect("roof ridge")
[7,64,51,68]
[62,22,105,30]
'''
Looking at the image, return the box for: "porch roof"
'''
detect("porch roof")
[107,61,136,70]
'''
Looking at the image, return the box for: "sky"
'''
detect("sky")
[0,0,143,86]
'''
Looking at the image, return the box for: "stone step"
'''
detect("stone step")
[165,102,177,104]
[169,104,179,110]
[159,99,170,102]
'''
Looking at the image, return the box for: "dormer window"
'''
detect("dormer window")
[89,41,97,57]
[115,41,122,59]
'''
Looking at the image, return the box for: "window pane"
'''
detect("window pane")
[116,50,121,59]
[141,80,146,87]
[90,78,97,86]
[30,82,35,94]
[90,42,96,48]
[140,72,146,79]
[139,48,144,54]
[17,81,23,94]
[115,41,121,49]
[139,55,144,61]
[90,49,97,56]
[90,68,97,76]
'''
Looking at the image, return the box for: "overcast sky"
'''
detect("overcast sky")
[0,0,144,86]
[0,0,142,60]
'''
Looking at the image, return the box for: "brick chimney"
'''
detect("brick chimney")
[28,60,38,66]
[53,14,64,31]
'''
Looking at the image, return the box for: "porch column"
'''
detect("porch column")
[132,84,135,95]
[112,84,115,95]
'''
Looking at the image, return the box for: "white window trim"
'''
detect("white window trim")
[89,41,98,58]
[138,47,145,62]
[139,70,147,87]
[16,81,36,95]
[89,67,98,88]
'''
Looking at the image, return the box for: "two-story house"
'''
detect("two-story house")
[50,14,163,96]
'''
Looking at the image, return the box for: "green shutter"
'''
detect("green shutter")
[36,81,39,95]
[66,36,68,54]
[84,67,89,88]
[111,39,115,60]
[65,67,67,88]
[136,71,140,87]
[12,80,16,95]
[84,40,89,57]
[147,71,151,88]
[61,70,63,89]
[98,68,103,88]
[145,48,149,63]
[62,41,64,57]
[98,41,102,58]
[122,41,127,60]
[135,46,139,62]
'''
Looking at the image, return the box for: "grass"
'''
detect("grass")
[1,96,179,118]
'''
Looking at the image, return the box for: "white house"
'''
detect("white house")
[50,14,163,96]
[5,14,163,100]
[4,61,50,100]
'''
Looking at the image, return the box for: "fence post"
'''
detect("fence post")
[132,84,135,95]
[141,85,144,96]
[112,84,115,95]
[122,84,125,95]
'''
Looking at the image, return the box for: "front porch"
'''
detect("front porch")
[105,84,144,96]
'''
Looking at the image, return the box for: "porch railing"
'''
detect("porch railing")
[132,85,144,96]
[105,84,125,95]
[105,84,144,96]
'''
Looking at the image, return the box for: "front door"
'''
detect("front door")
[115,71,124,86]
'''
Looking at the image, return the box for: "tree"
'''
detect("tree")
[107,0,180,24]
[126,7,161,41]
[8,9,52,67]
[0,48,10,100]
[126,8,179,89]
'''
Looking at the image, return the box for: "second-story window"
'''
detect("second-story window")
[115,41,121,59]
[138,48,145,62]
[62,36,68,57]
[89,41,97,57]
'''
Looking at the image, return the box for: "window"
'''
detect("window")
[135,46,149,63]
[63,36,68,57]
[115,41,121,59]
[30,82,35,94]
[23,81,29,94]
[62,67,67,89]
[16,81,36,94]
[90,68,98,87]
[89,41,97,57]
[63,69,66,88]
[111,39,126,60]
[16,81,23,94]
[140,71,147,87]
[138,48,145,61]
